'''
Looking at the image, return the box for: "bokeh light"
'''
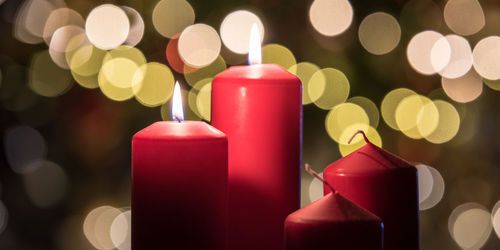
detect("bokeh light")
[381,88,416,130]
[416,164,445,210]
[309,68,349,110]
[425,100,460,144]
[308,171,324,203]
[13,0,57,44]
[29,50,73,97]
[338,125,381,156]
[43,8,85,45]
[288,62,321,105]
[484,78,500,91]
[102,58,140,89]
[416,163,433,204]
[98,68,135,101]
[23,161,68,208]
[85,4,130,50]
[0,200,7,235]
[492,200,500,239]
[220,10,264,54]
[4,125,46,174]
[97,46,147,101]
[184,56,226,86]
[66,38,106,78]
[178,24,221,68]
[196,82,212,121]
[348,96,379,128]
[309,0,353,37]
[407,31,449,75]
[444,0,485,36]
[121,6,145,47]
[133,62,175,107]
[262,44,296,69]
[325,103,369,144]
[152,0,195,39]
[472,36,500,80]
[110,210,131,250]
[441,69,483,103]
[358,12,401,55]
[433,35,473,79]
[449,203,492,249]
[395,95,438,139]
[49,25,85,69]
[84,206,122,250]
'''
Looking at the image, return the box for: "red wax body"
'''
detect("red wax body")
[211,64,302,250]
[285,192,383,250]
[324,141,419,250]
[132,121,227,250]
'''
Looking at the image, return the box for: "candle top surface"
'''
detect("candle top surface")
[286,192,381,223]
[133,121,226,141]
[325,142,415,176]
[214,64,300,82]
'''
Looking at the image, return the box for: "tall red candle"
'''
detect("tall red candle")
[324,131,419,250]
[211,25,301,250]
[132,83,228,250]
[285,164,383,250]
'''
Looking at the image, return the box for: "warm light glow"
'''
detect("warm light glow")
[178,24,221,68]
[309,0,353,36]
[381,88,416,130]
[358,12,401,55]
[152,0,195,39]
[444,0,485,36]
[248,23,262,65]
[449,203,492,249]
[407,30,450,75]
[85,4,130,50]
[220,10,264,54]
[172,81,184,122]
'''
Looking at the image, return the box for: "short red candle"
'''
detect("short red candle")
[285,192,383,250]
[324,131,419,250]
[132,121,228,250]
[211,64,302,250]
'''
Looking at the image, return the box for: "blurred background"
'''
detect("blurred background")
[0,0,499,249]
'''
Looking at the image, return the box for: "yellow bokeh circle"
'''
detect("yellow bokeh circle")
[348,96,379,128]
[196,83,212,121]
[395,95,439,139]
[425,100,460,144]
[288,62,321,105]
[309,68,350,110]
[325,103,369,144]
[133,62,175,107]
[262,44,296,69]
[381,88,416,130]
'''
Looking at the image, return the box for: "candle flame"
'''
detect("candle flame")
[171,81,184,122]
[248,23,262,65]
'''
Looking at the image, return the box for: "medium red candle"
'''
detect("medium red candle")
[285,164,383,250]
[132,82,228,250]
[211,24,301,250]
[324,131,419,250]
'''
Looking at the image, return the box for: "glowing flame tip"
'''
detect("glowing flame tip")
[171,81,184,122]
[248,23,262,65]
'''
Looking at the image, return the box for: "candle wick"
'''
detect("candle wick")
[173,116,182,123]
[348,130,370,144]
[305,163,336,194]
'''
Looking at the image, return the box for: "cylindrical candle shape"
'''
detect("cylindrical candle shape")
[211,64,302,250]
[132,121,227,250]
[324,134,419,250]
[285,192,383,250]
